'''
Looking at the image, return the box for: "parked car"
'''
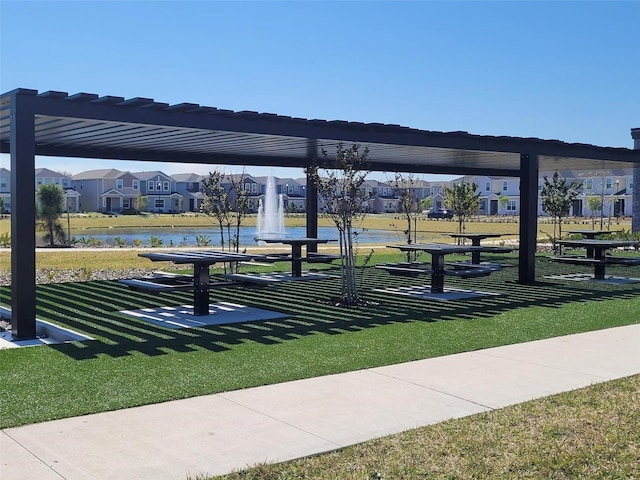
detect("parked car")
[427,208,454,219]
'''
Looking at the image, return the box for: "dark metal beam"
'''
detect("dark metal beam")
[632,128,640,233]
[306,139,319,250]
[518,153,539,285]
[10,92,37,339]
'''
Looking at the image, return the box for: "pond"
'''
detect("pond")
[72,226,417,248]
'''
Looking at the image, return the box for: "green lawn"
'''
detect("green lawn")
[211,375,640,480]
[1,252,639,429]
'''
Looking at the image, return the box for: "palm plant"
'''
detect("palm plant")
[37,184,66,246]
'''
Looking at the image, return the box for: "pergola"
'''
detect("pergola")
[2,88,639,339]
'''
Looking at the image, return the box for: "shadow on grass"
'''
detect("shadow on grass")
[1,257,638,361]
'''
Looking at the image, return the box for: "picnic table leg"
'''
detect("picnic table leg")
[193,263,210,316]
[291,244,303,277]
[431,253,445,294]
[471,239,482,264]
[593,248,606,280]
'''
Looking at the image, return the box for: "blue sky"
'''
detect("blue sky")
[1,0,638,181]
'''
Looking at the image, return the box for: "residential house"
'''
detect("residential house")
[72,168,141,213]
[545,168,634,219]
[36,167,80,212]
[172,173,203,212]
[0,167,11,213]
[367,179,397,213]
[133,171,182,213]
[278,177,306,212]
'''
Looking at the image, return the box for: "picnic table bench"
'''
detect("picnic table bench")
[118,271,195,293]
[377,261,493,279]
[303,252,341,263]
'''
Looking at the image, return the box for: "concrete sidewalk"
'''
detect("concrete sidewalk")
[2,324,639,480]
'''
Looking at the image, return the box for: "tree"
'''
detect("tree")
[225,171,251,252]
[388,173,422,261]
[200,170,250,255]
[37,184,66,246]
[540,171,578,247]
[443,181,480,235]
[498,194,509,215]
[586,195,602,229]
[305,143,371,306]
[419,197,432,213]
[136,193,148,213]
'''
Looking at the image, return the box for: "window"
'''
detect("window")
[506,200,517,211]
[502,181,508,191]
[605,178,613,190]
[251,183,257,193]
[586,179,593,190]
[132,180,139,190]
[629,176,634,190]
[116,179,123,190]
[0,178,6,188]
[148,181,155,191]
[155,199,165,209]
[123,199,130,209]
[187,182,193,190]
[485,181,491,192]
[163,181,169,191]
[156,181,162,191]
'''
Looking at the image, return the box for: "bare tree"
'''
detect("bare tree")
[226,170,251,252]
[388,173,422,261]
[306,143,370,306]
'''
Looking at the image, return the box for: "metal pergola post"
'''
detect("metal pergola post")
[518,153,539,285]
[10,92,37,339]
[305,138,319,251]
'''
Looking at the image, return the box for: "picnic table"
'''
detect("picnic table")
[255,237,337,277]
[566,230,614,239]
[384,243,493,294]
[565,230,615,257]
[447,233,513,264]
[134,250,259,316]
[552,239,640,280]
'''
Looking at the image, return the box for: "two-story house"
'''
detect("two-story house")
[0,167,11,213]
[172,173,203,212]
[134,171,182,213]
[556,168,634,219]
[278,177,306,212]
[72,168,141,213]
[36,167,80,213]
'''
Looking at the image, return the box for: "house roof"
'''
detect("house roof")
[132,171,171,181]
[35,167,70,178]
[72,168,124,180]
[171,173,202,183]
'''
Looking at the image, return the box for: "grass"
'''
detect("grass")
[1,252,639,430]
[209,374,640,479]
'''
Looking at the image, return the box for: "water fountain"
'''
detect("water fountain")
[256,172,285,239]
